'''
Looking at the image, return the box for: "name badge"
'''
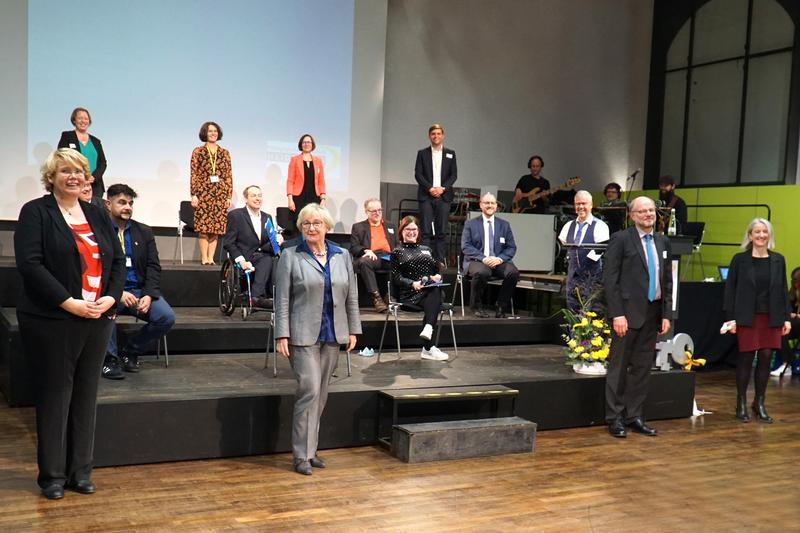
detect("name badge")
[210,174,219,183]
[421,249,432,256]
[662,250,667,259]
[69,143,76,149]
[500,237,506,244]
[126,257,133,268]
[387,228,394,234]
[445,153,453,159]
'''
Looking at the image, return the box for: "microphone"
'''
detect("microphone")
[420,276,429,285]
[627,169,641,181]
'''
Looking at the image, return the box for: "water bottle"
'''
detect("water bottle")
[667,208,677,236]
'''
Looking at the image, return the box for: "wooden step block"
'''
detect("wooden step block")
[392,416,536,463]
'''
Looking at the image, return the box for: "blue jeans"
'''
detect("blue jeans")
[107,289,176,358]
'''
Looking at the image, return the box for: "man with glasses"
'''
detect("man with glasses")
[350,198,396,312]
[460,192,519,318]
[603,196,673,438]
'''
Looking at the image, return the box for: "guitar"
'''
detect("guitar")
[512,176,582,213]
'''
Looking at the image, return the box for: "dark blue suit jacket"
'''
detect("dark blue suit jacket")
[414,147,457,202]
[461,215,516,272]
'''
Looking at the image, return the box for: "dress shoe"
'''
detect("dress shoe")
[371,291,388,313]
[735,394,749,422]
[294,459,313,475]
[41,484,64,500]
[253,297,273,309]
[608,418,626,438]
[751,396,774,423]
[309,456,327,468]
[472,306,489,318]
[495,305,507,319]
[102,356,124,380]
[65,479,96,494]
[121,353,139,373]
[627,417,658,436]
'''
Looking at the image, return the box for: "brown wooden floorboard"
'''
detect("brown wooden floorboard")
[1,371,798,532]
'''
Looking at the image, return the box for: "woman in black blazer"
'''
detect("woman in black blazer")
[723,218,791,423]
[57,107,107,199]
[14,148,125,499]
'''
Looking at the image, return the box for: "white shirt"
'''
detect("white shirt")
[431,146,443,188]
[558,214,609,262]
[637,227,661,300]
[482,214,496,257]
[235,207,262,264]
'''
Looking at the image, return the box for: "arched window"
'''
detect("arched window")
[655,0,796,185]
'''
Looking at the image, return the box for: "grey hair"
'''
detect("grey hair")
[574,190,593,203]
[741,217,775,250]
[480,192,497,202]
[296,203,335,232]
[363,197,381,211]
[628,195,655,212]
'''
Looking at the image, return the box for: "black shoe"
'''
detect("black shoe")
[735,395,749,422]
[751,396,774,423]
[121,353,139,373]
[472,306,489,318]
[253,297,273,309]
[608,418,626,438]
[102,356,124,380]
[41,484,64,500]
[309,455,327,468]
[627,417,658,436]
[293,459,312,475]
[65,479,96,494]
[495,305,507,319]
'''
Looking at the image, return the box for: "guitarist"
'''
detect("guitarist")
[513,155,550,213]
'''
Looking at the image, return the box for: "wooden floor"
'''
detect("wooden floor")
[1,371,798,532]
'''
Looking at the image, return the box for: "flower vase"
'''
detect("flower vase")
[572,361,608,375]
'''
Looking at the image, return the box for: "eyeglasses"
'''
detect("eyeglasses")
[301,221,324,229]
[301,140,313,144]
[632,208,656,214]
[367,209,382,214]
[59,168,85,176]
[403,228,419,233]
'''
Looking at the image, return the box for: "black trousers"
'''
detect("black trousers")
[778,316,800,364]
[419,196,450,263]
[17,312,113,489]
[466,260,519,308]
[605,300,661,423]
[249,252,275,299]
[354,257,391,294]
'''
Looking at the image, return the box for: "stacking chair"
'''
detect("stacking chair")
[451,255,516,318]
[177,201,195,264]
[377,281,458,361]
[681,222,706,280]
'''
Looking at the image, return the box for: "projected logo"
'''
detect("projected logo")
[265,141,342,191]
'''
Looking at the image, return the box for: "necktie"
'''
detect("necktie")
[487,220,495,257]
[645,234,657,301]
[574,223,585,244]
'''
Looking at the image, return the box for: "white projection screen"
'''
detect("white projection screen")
[0,0,387,229]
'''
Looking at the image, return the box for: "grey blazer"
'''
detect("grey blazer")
[275,241,362,346]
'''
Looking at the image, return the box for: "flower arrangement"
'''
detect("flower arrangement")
[561,309,612,368]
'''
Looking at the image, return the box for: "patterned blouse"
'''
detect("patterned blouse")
[390,243,437,306]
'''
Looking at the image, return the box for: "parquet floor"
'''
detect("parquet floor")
[0,371,797,532]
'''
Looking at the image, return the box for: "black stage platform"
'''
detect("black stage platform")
[91,346,694,467]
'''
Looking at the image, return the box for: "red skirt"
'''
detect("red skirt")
[736,313,782,352]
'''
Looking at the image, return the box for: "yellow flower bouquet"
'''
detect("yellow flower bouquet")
[561,308,611,369]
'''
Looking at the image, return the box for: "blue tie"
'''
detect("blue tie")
[487,221,495,257]
[574,223,585,244]
[645,234,657,301]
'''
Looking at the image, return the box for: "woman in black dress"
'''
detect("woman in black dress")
[390,216,449,361]
[723,218,791,423]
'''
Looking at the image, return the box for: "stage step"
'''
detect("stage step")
[392,416,536,463]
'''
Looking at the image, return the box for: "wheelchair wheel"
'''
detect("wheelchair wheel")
[218,258,240,316]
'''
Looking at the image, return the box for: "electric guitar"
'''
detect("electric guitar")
[512,176,582,213]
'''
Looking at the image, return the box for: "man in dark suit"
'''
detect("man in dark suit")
[603,196,673,438]
[461,192,519,318]
[350,198,396,312]
[223,185,283,308]
[414,123,457,266]
[103,184,176,379]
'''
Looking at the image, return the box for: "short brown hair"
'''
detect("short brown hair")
[298,134,316,151]
[199,121,223,142]
[242,184,261,198]
[70,107,92,126]
[398,215,420,243]
[40,148,91,193]
[428,123,444,134]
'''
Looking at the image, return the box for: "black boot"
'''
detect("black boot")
[751,396,773,423]
[495,303,507,319]
[735,395,749,422]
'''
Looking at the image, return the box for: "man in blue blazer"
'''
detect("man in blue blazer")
[461,192,519,318]
[414,123,457,266]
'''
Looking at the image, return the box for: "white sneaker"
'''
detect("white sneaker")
[771,363,789,377]
[419,324,433,341]
[421,346,449,361]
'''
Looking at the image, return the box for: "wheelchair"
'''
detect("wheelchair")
[219,256,272,320]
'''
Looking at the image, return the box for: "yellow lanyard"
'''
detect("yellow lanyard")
[206,145,218,175]
[118,230,125,254]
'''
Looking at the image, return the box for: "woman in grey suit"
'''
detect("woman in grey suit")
[275,203,361,475]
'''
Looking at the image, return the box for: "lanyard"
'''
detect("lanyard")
[117,229,125,254]
[206,145,218,175]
